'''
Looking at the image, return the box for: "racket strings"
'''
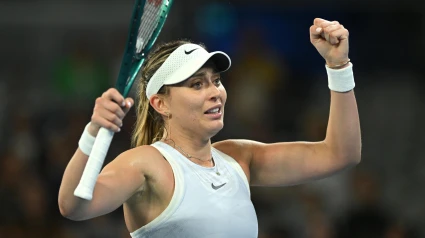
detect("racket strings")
[136,1,165,53]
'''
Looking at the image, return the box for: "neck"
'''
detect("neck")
[162,127,212,163]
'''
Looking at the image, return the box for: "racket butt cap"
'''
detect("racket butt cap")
[74,185,93,201]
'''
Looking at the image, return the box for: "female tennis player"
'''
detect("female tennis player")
[59,18,361,237]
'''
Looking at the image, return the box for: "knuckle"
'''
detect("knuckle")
[109,88,119,96]
[111,114,120,123]
[111,114,119,121]
[93,103,102,112]
[104,88,116,97]
[104,122,114,129]
[107,113,115,121]
[113,104,121,113]
[107,124,115,131]
[111,107,121,117]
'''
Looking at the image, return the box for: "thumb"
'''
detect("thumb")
[310,18,334,42]
[123,97,134,115]
[310,25,323,42]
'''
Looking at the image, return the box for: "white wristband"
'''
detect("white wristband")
[326,63,355,92]
[78,123,96,156]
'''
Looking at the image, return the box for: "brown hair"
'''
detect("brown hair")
[131,40,206,147]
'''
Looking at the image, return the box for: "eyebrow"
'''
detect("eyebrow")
[189,72,206,79]
[189,70,220,80]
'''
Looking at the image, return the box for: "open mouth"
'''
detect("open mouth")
[204,107,221,114]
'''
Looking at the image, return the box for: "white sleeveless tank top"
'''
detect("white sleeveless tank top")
[130,141,258,238]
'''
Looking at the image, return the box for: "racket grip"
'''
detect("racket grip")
[74,127,115,200]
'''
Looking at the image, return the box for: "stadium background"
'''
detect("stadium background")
[0,0,424,237]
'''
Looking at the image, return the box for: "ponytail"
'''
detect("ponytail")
[131,86,166,147]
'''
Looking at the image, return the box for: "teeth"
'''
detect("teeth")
[207,108,219,113]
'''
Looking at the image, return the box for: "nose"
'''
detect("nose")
[208,82,221,102]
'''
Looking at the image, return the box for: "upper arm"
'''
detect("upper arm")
[215,139,357,187]
[249,140,356,186]
[76,146,156,220]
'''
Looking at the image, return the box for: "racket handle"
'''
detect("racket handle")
[74,127,115,200]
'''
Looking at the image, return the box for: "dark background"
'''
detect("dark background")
[1,0,424,237]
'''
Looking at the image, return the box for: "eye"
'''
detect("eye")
[191,81,202,89]
[213,77,222,86]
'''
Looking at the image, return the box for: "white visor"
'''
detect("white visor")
[145,43,231,99]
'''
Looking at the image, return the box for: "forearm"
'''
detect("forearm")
[57,89,134,220]
[58,148,92,219]
[58,124,96,219]
[324,89,361,163]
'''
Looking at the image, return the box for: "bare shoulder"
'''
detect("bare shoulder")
[115,145,170,179]
[212,139,254,179]
[213,139,254,160]
[118,145,163,164]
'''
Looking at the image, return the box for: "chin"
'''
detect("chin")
[207,120,224,136]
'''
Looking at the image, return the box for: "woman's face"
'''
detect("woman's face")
[166,64,227,139]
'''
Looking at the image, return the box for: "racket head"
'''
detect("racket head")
[116,0,174,97]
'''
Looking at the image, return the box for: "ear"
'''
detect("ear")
[149,94,169,116]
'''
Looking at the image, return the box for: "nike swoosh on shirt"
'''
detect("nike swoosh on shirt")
[184,48,199,54]
[211,183,227,190]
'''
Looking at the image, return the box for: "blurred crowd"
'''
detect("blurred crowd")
[1,1,425,237]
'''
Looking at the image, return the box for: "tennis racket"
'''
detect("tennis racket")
[74,0,174,200]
